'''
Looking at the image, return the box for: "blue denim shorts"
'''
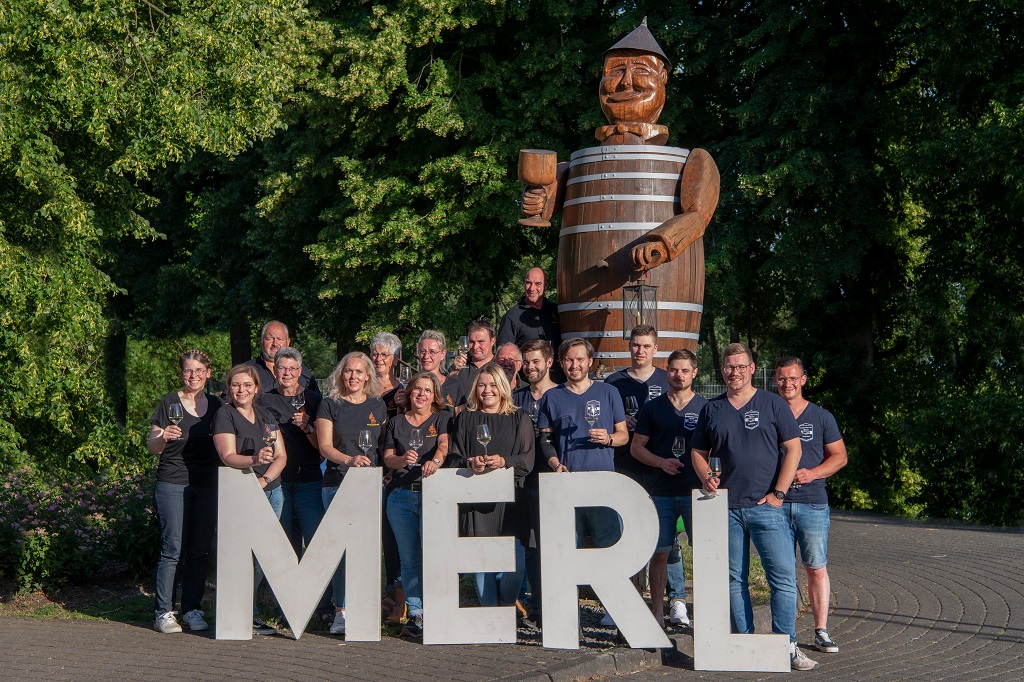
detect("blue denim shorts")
[652,495,693,553]
[786,502,830,569]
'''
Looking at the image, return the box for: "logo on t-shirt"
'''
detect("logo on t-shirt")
[367,412,378,426]
[684,413,699,430]
[648,385,663,400]
[744,410,760,430]
[428,423,438,438]
[444,394,454,407]
[799,422,814,442]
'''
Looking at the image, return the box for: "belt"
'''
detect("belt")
[396,482,422,492]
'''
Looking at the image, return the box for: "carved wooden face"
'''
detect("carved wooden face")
[599,52,668,125]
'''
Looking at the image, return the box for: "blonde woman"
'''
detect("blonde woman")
[453,362,534,608]
[316,351,387,636]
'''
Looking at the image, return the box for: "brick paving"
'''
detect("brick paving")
[2,511,1021,681]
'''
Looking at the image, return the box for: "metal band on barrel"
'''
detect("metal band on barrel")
[570,145,690,160]
[595,351,676,359]
[558,301,704,313]
[569,153,689,168]
[566,171,682,186]
[559,221,661,237]
[569,330,701,340]
[563,194,678,208]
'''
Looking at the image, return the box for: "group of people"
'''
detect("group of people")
[147,268,847,672]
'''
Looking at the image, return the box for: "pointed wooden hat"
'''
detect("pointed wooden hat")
[604,17,671,70]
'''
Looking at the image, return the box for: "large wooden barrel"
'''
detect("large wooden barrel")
[557,144,704,370]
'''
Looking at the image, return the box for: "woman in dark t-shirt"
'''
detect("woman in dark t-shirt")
[149,349,222,634]
[315,351,387,636]
[212,363,287,635]
[453,363,534,609]
[382,371,451,638]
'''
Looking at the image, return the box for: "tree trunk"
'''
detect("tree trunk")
[230,314,251,366]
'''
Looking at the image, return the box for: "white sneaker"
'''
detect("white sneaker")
[329,610,347,635]
[790,642,818,671]
[600,612,616,627]
[154,611,182,634]
[181,609,209,631]
[669,600,690,626]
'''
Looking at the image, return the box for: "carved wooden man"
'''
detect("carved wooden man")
[521,19,719,368]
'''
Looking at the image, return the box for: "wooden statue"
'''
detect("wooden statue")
[519,19,720,370]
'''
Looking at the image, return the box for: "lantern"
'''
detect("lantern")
[621,282,658,338]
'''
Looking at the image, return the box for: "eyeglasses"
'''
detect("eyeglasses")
[723,364,751,374]
[411,387,434,394]
[182,369,207,376]
[776,377,802,385]
[275,366,301,374]
[229,382,255,390]
[417,349,442,356]
[370,352,392,359]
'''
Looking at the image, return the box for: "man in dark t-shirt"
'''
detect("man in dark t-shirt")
[774,356,848,655]
[631,349,706,628]
[497,268,564,383]
[691,343,815,671]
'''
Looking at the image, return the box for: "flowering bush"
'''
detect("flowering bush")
[0,467,159,590]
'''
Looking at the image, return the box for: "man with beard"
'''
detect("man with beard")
[451,317,497,395]
[630,349,705,628]
[495,342,524,390]
[691,343,815,671]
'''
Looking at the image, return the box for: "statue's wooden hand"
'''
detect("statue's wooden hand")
[631,242,667,270]
[522,187,548,217]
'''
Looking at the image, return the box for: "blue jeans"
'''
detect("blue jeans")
[153,482,217,616]
[280,480,332,612]
[575,507,622,548]
[322,486,348,609]
[253,487,284,615]
[666,536,687,602]
[475,539,526,607]
[653,495,693,600]
[386,487,424,616]
[728,504,798,642]
[785,502,831,570]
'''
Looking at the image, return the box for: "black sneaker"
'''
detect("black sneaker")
[252,618,277,635]
[815,629,839,653]
[521,613,542,630]
[401,614,423,638]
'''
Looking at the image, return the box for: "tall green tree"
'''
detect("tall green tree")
[0,0,314,471]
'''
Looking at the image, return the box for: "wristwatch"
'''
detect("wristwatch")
[772,489,786,500]
[432,458,442,465]
[262,475,275,485]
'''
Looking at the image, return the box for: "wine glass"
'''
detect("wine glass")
[706,456,723,498]
[476,423,492,458]
[585,400,600,428]
[517,149,558,227]
[409,428,424,452]
[671,436,687,459]
[459,336,470,356]
[358,429,373,460]
[167,403,183,439]
[624,395,639,417]
[400,365,413,385]
[290,392,305,412]
[263,423,278,447]
[527,399,539,424]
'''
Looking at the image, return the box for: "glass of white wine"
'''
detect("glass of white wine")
[358,429,373,462]
[624,395,639,417]
[706,456,723,498]
[409,428,424,452]
[400,365,413,385]
[476,423,492,459]
[671,436,687,459]
[585,400,600,427]
[290,392,305,412]
[527,399,539,424]
[167,403,183,439]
